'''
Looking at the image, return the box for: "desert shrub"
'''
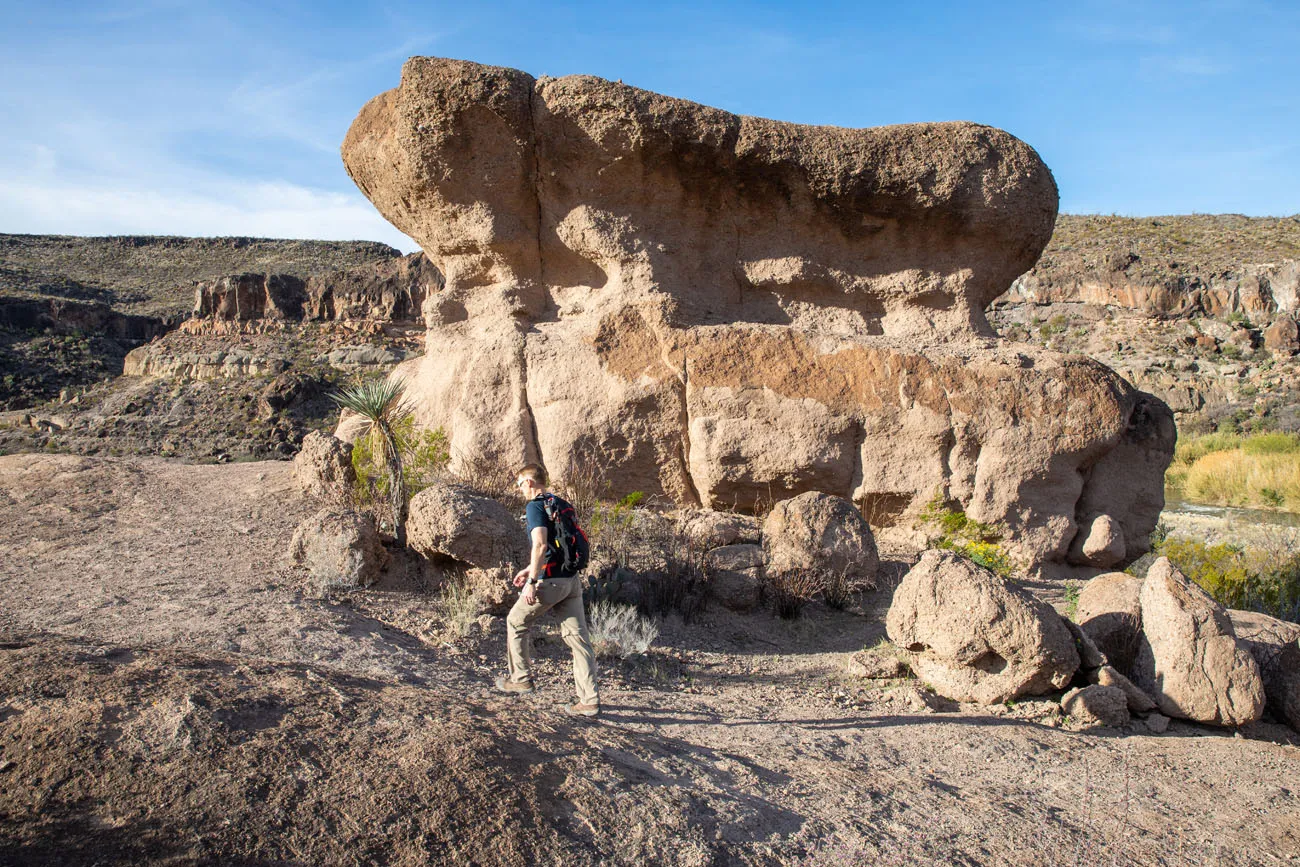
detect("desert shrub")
[821,568,853,611]
[435,575,480,639]
[446,450,523,510]
[636,519,708,622]
[1063,580,1081,622]
[1038,314,1069,338]
[1158,533,1300,622]
[765,569,821,619]
[588,601,659,658]
[352,416,450,504]
[554,449,606,527]
[588,492,644,568]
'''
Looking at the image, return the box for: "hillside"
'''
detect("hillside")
[0,234,400,318]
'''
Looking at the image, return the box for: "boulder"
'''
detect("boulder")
[1061,685,1130,728]
[292,431,356,506]
[885,551,1080,704]
[1263,316,1299,356]
[707,569,762,613]
[680,510,761,549]
[407,483,527,569]
[1228,609,1300,730]
[290,509,389,590]
[340,57,1175,572]
[704,544,765,573]
[1132,558,1265,726]
[1076,572,1144,673]
[763,492,878,588]
[1070,514,1126,568]
[1144,712,1170,733]
[1089,664,1157,714]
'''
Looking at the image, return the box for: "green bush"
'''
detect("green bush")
[351,416,450,511]
[918,492,1015,577]
[1158,534,1300,622]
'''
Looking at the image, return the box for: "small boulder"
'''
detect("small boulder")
[290,509,389,590]
[1061,685,1130,728]
[1228,609,1300,731]
[885,551,1079,704]
[763,491,878,588]
[1076,572,1144,674]
[708,569,762,613]
[1143,712,1170,733]
[1089,664,1157,714]
[1076,514,1126,568]
[407,483,527,569]
[1263,316,1299,356]
[1132,558,1265,726]
[293,431,356,506]
[680,509,759,549]
[705,544,765,572]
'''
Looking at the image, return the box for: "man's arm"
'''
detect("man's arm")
[519,526,549,604]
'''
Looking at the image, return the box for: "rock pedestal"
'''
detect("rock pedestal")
[341,57,1175,570]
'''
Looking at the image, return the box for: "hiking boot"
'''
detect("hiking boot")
[564,702,600,718]
[495,676,534,695]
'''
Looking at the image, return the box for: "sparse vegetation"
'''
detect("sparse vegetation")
[1063,580,1081,622]
[434,574,481,639]
[1156,531,1300,622]
[333,378,416,544]
[918,492,1015,577]
[1167,431,1300,511]
[765,569,822,619]
[587,601,659,658]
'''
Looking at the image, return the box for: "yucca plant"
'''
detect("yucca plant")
[332,378,413,545]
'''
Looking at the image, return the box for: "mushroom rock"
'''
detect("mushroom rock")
[341,56,1175,569]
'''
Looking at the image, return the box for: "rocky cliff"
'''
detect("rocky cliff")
[340,57,1175,572]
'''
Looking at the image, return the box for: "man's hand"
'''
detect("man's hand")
[512,568,529,588]
[521,585,537,606]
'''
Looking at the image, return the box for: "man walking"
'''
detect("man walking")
[496,463,600,717]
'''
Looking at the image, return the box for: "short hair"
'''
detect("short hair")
[516,463,547,486]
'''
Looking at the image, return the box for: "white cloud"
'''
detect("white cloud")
[0,176,419,252]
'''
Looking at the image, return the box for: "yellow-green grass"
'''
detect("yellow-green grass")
[1167,431,1300,511]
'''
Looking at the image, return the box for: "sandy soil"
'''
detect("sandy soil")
[2,453,1298,866]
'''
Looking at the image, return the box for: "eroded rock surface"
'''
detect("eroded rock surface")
[341,57,1174,569]
[1132,558,1265,726]
[289,509,389,589]
[885,550,1079,704]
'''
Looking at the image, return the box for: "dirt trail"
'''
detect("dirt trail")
[2,454,1298,865]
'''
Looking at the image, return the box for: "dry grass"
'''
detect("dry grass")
[587,601,659,658]
[1182,449,1300,510]
[434,576,480,640]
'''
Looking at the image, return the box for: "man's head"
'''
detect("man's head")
[515,463,547,498]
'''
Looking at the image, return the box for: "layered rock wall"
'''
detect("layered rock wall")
[340,57,1175,569]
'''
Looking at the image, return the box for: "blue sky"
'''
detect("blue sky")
[1,0,1296,253]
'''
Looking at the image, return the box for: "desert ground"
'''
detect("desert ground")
[2,453,1297,866]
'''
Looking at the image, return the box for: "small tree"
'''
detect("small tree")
[332,378,413,545]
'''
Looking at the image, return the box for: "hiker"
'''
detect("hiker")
[496,463,600,717]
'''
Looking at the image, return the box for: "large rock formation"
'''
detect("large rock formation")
[341,57,1175,569]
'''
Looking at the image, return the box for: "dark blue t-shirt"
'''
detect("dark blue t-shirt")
[525,494,573,572]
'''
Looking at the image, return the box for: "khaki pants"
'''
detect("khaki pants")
[506,576,599,706]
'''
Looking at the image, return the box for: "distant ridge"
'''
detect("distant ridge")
[0,234,402,318]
